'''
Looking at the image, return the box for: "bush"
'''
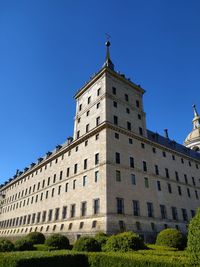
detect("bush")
[45,234,70,250]
[26,232,45,244]
[104,231,146,252]
[15,238,34,251]
[73,236,101,252]
[187,208,200,265]
[156,228,185,250]
[0,239,14,252]
[94,233,108,249]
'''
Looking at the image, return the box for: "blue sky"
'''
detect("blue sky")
[0,0,200,183]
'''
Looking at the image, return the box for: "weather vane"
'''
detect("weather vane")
[105,33,111,41]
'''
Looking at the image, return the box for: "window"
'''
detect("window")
[157,181,161,191]
[136,221,141,230]
[55,208,60,221]
[138,114,141,120]
[83,175,87,186]
[48,209,53,221]
[65,183,68,192]
[127,121,131,130]
[73,180,76,190]
[141,143,145,149]
[178,186,182,195]
[143,161,147,172]
[162,151,166,157]
[182,209,188,221]
[171,207,178,220]
[85,140,88,146]
[88,96,91,104]
[53,174,56,183]
[70,204,76,218]
[51,188,55,197]
[79,222,84,229]
[115,132,119,139]
[112,87,116,95]
[181,158,184,164]
[86,124,89,133]
[79,104,82,111]
[93,198,100,214]
[86,110,90,116]
[96,102,100,109]
[68,223,73,230]
[76,147,78,152]
[58,185,61,195]
[77,131,80,139]
[116,170,121,182]
[147,202,154,217]
[139,127,143,136]
[74,164,77,174]
[175,171,179,181]
[119,220,126,232]
[81,201,87,216]
[136,100,140,108]
[131,174,136,185]
[160,205,167,219]
[165,168,169,178]
[42,211,46,222]
[126,108,130,114]
[95,171,99,182]
[184,174,188,184]
[144,177,149,188]
[116,152,120,164]
[59,171,63,180]
[152,147,156,153]
[195,190,199,199]
[155,165,159,175]
[133,200,140,216]
[192,177,196,186]
[125,94,129,101]
[129,138,133,144]
[92,220,97,228]
[84,159,87,170]
[116,198,124,214]
[97,88,101,96]
[191,210,195,218]
[172,155,175,160]
[62,206,67,219]
[96,116,100,126]
[113,115,118,125]
[130,157,134,168]
[46,190,49,199]
[78,117,80,123]
[113,101,117,107]
[168,183,172,194]
[95,134,99,140]
[95,153,99,165]
[187,188,191,198]
[66,167,70,177]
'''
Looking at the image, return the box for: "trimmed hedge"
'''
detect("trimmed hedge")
[187,208,200,265]
[73,237,101,252]
[94,233,108,249]
[45,234,70,250]
[15,238,34,251]
[26,232,45,244]
[0,239,14,252]
[0,250,188,267]
[156,228,185,250]
[104,231,146,252]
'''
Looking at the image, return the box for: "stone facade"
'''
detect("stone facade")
[0,44,200,242]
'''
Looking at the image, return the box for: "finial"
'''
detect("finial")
[193,104,199,117]
[103,34,114,70]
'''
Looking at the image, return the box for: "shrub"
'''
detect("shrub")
[73,236,101,252]
[156,228,185,249]
[0,238,14,252]
[45,234,70,250]
[26,232,45,244]
[94,232,108,249]
[187,208,200,265]
[15,238,34,251]
[104,231,146,252]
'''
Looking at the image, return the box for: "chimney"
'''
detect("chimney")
[164,129,169,139]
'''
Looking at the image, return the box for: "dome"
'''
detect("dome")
[184,105,200,152]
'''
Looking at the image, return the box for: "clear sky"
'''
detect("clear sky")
[0,0,200,184]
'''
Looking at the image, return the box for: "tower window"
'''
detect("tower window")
[95,153,99,165]
[116,152,120,164]
[79,104,82,111]
[96,116,100,126]
[112,87,116,95]
[136,100,140,108]
[114,115,118,125]
[127,121,131,131]
[97,88,101,96]
[113,101,117,107]
[125,94,129,102]
[126,108,130,114]
[88,96,91,104]
[96,102,100,109]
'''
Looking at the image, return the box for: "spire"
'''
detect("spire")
[193,104,199,117]
[192,104,200,129]
[103,39,115,70]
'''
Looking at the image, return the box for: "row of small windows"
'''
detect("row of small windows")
[0,219,98,236]
[113,115,143,136]
[79,88,101,112]
[0,199,100,229]
[116,198,195,221]
[114,152,200,186]
[77,117,101,138]
[3,157,100,206]
[115,171,199,199]
[112,87,140,108]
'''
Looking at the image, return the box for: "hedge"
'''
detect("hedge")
[0,250,188,267]
[73,237,101,252]
[26,232,45,244]
[45,234,70,250]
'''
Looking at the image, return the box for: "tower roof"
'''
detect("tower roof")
[102,41,115,70]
